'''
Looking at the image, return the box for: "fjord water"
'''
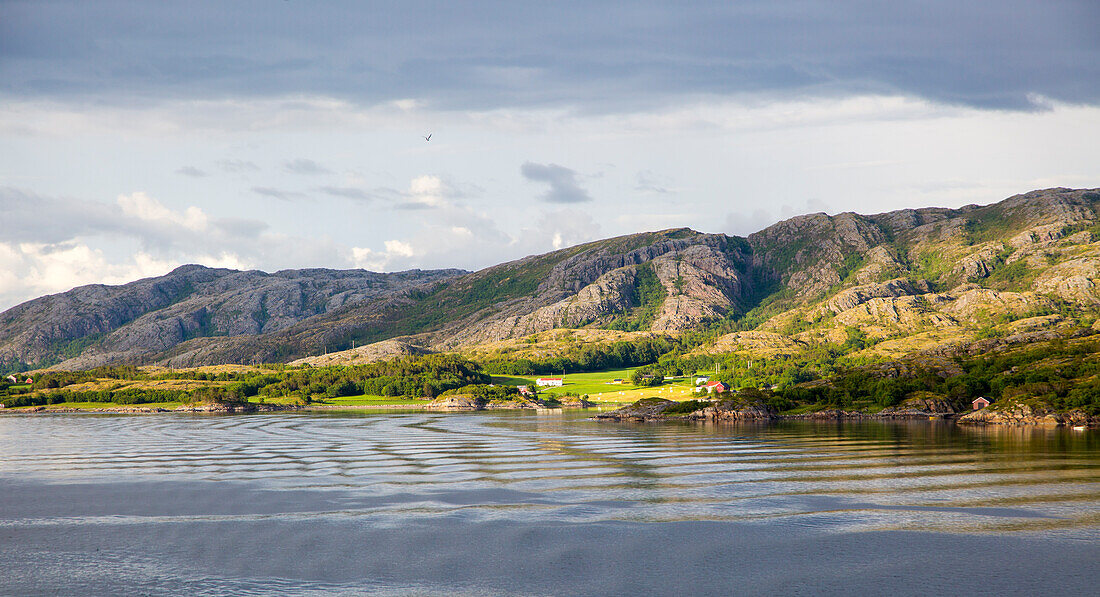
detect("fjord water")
[1,412,1097,596]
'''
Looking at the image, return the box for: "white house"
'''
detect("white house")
[536,377,564,387]
[5,374,16,384]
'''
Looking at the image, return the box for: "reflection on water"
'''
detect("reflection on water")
[1,412,1097,534]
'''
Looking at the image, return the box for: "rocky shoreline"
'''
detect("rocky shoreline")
[592,397,1099,428]
[3,396,1095,427]
[1,396,600,415]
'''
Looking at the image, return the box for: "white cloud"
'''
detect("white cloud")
[117,192,208,231]
[0,241,179,309]
[400,175,456,209]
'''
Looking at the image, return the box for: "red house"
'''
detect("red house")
[703,381,729,394]
[24,377,32,385]
[972,397,990,410]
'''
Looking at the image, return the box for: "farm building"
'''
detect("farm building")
[698,380,729,394]
[536,377,563,387]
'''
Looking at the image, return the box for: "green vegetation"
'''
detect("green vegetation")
[479,336,681,375]
[605,263,667,331]
[662,399,710,415]
[1,354,488,409]
[777,338,1100,414]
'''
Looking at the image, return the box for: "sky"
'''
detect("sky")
[2,1,1099,310]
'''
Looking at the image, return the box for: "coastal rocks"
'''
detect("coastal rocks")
[426,395,560,410]
[592,398,679,421]
[592,397,776,422]
[173,402,294,413]
[956,400,1099,427]
[783,409,872,420]
[878,396,957,418]
[699,398,776,421]
[427,395,485,410]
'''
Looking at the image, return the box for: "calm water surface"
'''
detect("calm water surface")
[1,411,1097,595]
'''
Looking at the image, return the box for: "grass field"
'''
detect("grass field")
[492,367,699,404]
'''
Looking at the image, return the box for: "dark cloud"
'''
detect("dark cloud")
[635,171,670,195]
[283,159,330,175]
[318,186,372,201]
[175,166,207,177]
[216,159,260,173]
[2,2,1097,111]
[252,187,306,201]
[521,162,592,204]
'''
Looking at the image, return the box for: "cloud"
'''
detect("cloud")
[318,186,373,201]
[0,241,180,310]
[175,166,207,177]
[350,202,601,274]
[0,187,354,309]
[521,162,593,203]
[1,2,1097,112]
[392,175,459,210]
[724,198,834,236]
[634,170,672,195]
[252,187,307,201]
[283,158,330,175]
[216,159,259,173]
[118,192,208,231]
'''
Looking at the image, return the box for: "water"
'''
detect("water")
[1,411,1097,595]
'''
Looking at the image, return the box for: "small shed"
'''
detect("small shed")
[972,397,991,410]
[5,374,16,384]
[24,377,33,385]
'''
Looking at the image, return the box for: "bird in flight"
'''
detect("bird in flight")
[423,133,432,142]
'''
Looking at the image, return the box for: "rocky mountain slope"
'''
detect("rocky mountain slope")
[0,266,464,369]
[3,187,1099,370]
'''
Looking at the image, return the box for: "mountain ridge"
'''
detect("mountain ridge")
[3,187,1099,370]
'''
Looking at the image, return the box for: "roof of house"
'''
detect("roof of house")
[705,380,727,387]
[537,377,562,380]
[973,397,990,402]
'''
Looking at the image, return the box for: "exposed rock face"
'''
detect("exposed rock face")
[954,245,1004,279]
[708,331,805,355]
[820,278,932,315]
[290,339,429,367]
[1035,257,1100,305]
[748,212,887,298]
